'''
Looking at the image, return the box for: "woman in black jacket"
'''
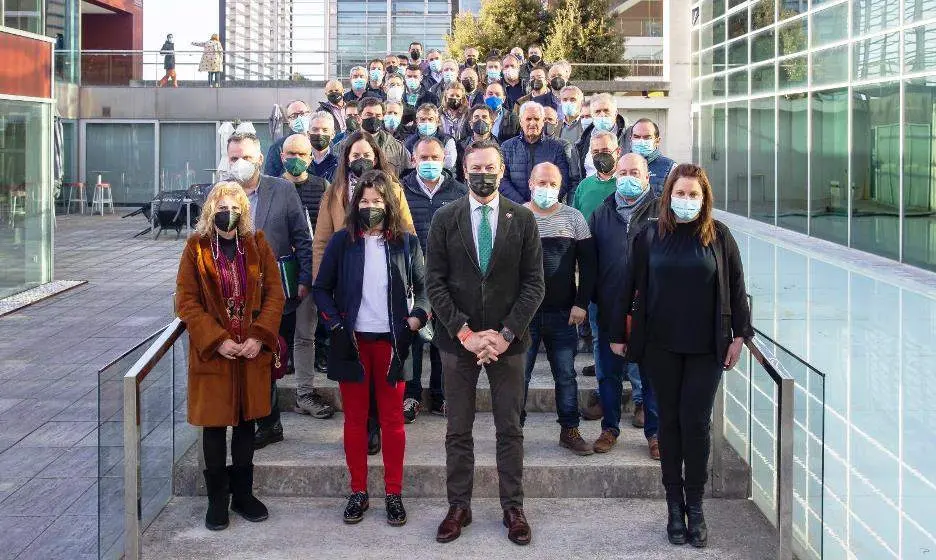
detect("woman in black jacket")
[312,169,429,527]
[612,163,753,549]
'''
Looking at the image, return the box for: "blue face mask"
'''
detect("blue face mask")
[369,69,384,83]
[405,77,421,91]
[486,69,502,81]
[532,188,559,209]
[417,160,444,181]
[561,101,579,118]
[417,121,438,137]
[442,70,457,83]
[671,197,703,221]
[383,114,401,131]
[429,59,442,73]
[632,138,657,158]
[351,77,367,90]
[485,96,504,112]
[580,117,593,129]
[593,115,615,132]
[616,175,645,199]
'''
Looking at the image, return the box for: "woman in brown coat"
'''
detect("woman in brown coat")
[176,181,284,531]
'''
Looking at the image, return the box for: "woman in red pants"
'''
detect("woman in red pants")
[313,169,429,526]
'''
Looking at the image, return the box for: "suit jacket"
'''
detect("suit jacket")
[426,195,545,356]
[252,174,314,314]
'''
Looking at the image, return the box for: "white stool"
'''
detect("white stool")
[65,182,86,215]
[92,182,114,215]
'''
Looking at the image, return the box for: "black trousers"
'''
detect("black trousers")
[642,344,723,504]
[257,311,295,430]
[203,419,255,471]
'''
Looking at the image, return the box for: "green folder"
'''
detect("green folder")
[278,255,299,299]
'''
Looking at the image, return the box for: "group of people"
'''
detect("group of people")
[175,42,753,551]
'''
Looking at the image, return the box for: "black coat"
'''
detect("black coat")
[426,195,545,356]
[400,169,468,253]
[574,114,631,179]
[288,174,328,228]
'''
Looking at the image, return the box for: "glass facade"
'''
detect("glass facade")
[46,0,78,84]
[693,0,936,272]
[84,122,156,206]
[2,0,44,34]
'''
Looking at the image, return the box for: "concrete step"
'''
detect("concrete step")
[143,497,779,560]
[174,412,749,499]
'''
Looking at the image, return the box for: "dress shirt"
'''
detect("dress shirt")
[416,173,441,200]
[468,193,500,263]
[247,187,259,224]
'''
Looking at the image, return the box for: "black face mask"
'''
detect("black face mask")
[531,79,544,91]
[528,54,541,64]
[461,78,477,92]
[410,49,420,60]
[472,120,491,136]
[361,116,382,134]
[214,210,241,233]
[593,152,616,175]
[357,206,386,231]
[386,64,398,75]
[327,92,343,105]
[465,56,477,67]
[549,76,566,91]
[467,173,499,198]
[309,133,331,151]
[446,98,461,110]
[349,158,374,178]
[346,117,360,132]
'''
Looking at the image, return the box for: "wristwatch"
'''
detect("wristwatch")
[499,327,515,344]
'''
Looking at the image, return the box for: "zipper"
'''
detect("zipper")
[384,240,397,379]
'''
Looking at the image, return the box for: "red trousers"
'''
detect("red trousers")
[339,335,406,495]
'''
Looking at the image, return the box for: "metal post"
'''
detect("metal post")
[123,376,141,560]
[776,376,795,560]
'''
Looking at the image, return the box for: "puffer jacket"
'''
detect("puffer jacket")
[400,169,468,253]
[499,134,575,203]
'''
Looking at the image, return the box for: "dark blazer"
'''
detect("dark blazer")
[251,174,314,314]
[426,195,545,356]
[458,110,520,144]
[313,230,429,383]
[615,220,755,364]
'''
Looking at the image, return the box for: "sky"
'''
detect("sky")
[142,0,220,81]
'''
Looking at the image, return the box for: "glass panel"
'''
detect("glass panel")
[4,0,43,34]
[750,357,779,514]
[752,62,776,93]
[714,45,726,73]
[779,0,808,19]
[700,104,728,208]
[158,123,217,191]
[727,102,749,215]
[713,18,727,47]
[729,68,749,96]
[812,45,849,86]
[728,38,748,68]
[85,123,156,207]
[48,0,80,84]
[905,23,936,73]
[905,0,936,22]
[751,0,775,30]
[778,94,809,233]
[728,9,748,39]
[778,17,808,56]
[779,54,808,90]
[812,2,849,47]
[855,32,900,80]
[0,100,52,299]
[810,88,849,245]
[903,77,936,270]
[854,0,900,35]
[699,0,725,24]
[751,29,775,63]
[751,96,776,223]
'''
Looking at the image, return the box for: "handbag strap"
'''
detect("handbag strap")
[402,234,414,297]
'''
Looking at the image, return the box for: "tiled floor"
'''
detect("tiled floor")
[0,213,183,559]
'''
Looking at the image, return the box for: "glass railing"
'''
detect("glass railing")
[96,318,194,560]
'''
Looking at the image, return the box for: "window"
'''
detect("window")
[810,88,849,245]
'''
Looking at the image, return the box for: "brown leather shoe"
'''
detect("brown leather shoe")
[502,507,532,545]
[648,436,660,460]
[593,428,618,453]
[436,505,472,543]
[560,427,594,456]
[580,392,603,421]
[632,403,645,428]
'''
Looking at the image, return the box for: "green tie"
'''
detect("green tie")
[478,205,493,273]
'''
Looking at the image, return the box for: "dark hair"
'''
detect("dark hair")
[633,117,660,137]
[657,163,716,247]
[469,103,495,122]
[360,97,385,112]
[406,64,422,74]
[346,99,359,111]
[345,169,406,241]
[416,102,439,116]
[226,132,261,150]
[485,81,505,95]
[485,54,501,64]
[332,131,397,208]
[463,139,504,167]
[409,41,423,49]
[368,58,384,69]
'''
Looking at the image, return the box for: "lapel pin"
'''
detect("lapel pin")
[506,212,513,219]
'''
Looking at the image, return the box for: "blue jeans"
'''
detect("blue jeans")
[591,302,643,404]
[522,308,580,428]
[404,337,444,404]
[596,338,658,439]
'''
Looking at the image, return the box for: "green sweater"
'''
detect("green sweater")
[572,175,616,220]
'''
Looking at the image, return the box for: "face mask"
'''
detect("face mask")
[228,158,257,184]
[349,157,374,178]
[346,116,360,132]
[167,36,173,42]
[531,79,545,91]
[549,76,566,91]
[485,96,504,112]
[442,70,457,83]
[290,115,311,134]
[410,49,421,61]
[543,123,557,137]
[581,117,593,129]
[326,92,343,105]
[284,156,309,176]
[593,115,615,132]
[214,210,240,233]
[429,59,442,73]
[472,120,491,136]
[446,98,461,110]
[632,138,657,158]
[417,160,444,181]
[387,85,404,101]
[532,188,559,209]
[417,121,438,137]
[357,206,386,231]
[465,56,476,67]
[561,101,579,118]
[383,114,401,131]
[671,197,703,221]
[593,152,616,175]
[309,133,331,151]
[486,69,502,82]
[351,77,367,90]
[616,175,645,199]
[467,172,498,197]
[405,77,421,91]
[528,54,542,64]
[369,68,384,82]
[461,78,477,92]
[386,64,398,76]
[503,68,519,81]
[361,116,382,134]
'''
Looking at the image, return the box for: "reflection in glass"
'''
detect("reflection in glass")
[777,94,808,233]
[159,124,217,191]
[903,77,936,270]
[854,32,900,80]
[750,0,775,30]
[751,29,775,63]
[811,2,848,47]
[750,97,776,223]
[905,0,936,22]
[85,123,156,206]
[905,23,936,73]
[778,17,807,56]
[728,38,748,69]
[727,102,749,215]
[699,104,727,208]
[729,69,749,96]
[751,62,776,93]
[810,89,849,245]
[853,0,900,35]
[811,45,848,86]
[728,9,748,40]
[779,54,807,90]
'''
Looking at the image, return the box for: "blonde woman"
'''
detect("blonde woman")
[175,182,285,530]
[193,33,224,87]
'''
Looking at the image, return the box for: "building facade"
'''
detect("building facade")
[691,0,936,272]
[221,0,292,80]
[611,0,664,77]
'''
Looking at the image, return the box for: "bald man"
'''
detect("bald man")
[588,152,659,458]
[520,162,596,455]
[265,100,311,176]
[318,79,347,134]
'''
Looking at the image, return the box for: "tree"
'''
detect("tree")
[543,0,626,80]
[445,0,548,60]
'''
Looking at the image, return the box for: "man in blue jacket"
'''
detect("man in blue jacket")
[499,101,576,203]
[630,118,677,196]
[401,137,468,423]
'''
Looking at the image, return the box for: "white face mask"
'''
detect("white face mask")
[228,158,257,184]
[387,85,404,102]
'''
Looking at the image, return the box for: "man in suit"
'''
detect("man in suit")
[224,132,314,449]
[427,140,545,547]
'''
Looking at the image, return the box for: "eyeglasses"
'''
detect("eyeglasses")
[287,110,311,120]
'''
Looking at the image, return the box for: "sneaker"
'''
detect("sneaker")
[294,391,336,419]
[632,404,645,428]
[403,398,421,424]
[385,493,407,526]
[343,491,369,524]
[430,400,446,416]
[648,436,661,460]
[593,428,618,453]
[580,392,603,421]
[582,364,596,377]
[559,427,594,456]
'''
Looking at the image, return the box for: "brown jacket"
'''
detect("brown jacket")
[311,179,415,279]
[176,231,285,427]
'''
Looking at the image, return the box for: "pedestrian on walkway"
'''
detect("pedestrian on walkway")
[158,34,177,87]
[614,163,753,548]
[175,181,284,531]
[193,33,223,87]
[313,169,429,526]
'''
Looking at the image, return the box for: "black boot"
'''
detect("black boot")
[686,499,708,548]
[228,465,269,522]
[254,419,284,450]
[666,497,688,545]
[203,468,230,531]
